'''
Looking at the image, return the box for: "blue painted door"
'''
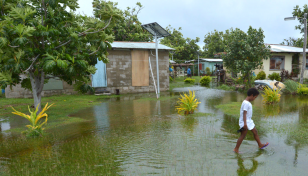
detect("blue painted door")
[92,59,107,87]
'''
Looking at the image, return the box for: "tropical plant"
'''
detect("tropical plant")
[256,71,266,80]
[205,67,211,75]
[169,76,173,82]
[261,87,281,104]
[11,103,54,137]
[200,76,211,86]
[268,73,281,81]
[223,27,271,86]
[176,90,201,115]
[184,78,195,84]
[297,84,308,95]
[0,0,122,113]
[283,80,299,94]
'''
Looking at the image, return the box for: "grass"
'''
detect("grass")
[283,79,299,94]
[215,102,262,119]
[185,112,212,117]
[217,84,235,91]
[0,94,121,132]
[169,76,207,91]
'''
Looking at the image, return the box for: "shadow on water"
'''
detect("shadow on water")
[1,88,308,175]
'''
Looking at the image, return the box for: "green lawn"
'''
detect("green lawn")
[0,94,121,132]
[169,76,203,91]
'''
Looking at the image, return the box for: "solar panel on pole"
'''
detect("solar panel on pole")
[142,22,171,98]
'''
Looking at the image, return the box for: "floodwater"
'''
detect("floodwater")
[1,87,308,175]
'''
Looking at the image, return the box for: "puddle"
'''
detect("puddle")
[0,88,308,175]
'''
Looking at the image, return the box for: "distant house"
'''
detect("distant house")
[185,58,223,75]
[254,44,308,78]
[5,42,174,98]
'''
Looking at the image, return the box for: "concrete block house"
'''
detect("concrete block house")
[254,44,308,78]
[5,42,174,98]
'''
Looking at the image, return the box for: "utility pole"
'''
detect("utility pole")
[198,53,200,77]
[300,13,307,84]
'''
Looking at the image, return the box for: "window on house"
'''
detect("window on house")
[270,56,284,70]
[306,56,308,69]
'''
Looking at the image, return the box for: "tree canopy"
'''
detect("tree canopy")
[223,26,271,85]
[280,37,304,47]
[293,4,308,34]
[203,29,229,58]
[160,25,200,62]
[281,5,308,48]
[113,2,153,42]
[0,0,122,111]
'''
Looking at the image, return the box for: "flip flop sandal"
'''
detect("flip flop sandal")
[260,142,269,149]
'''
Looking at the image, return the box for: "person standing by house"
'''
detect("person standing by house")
[187,68,191,78]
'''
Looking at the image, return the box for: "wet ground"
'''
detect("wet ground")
[0,86,308,175]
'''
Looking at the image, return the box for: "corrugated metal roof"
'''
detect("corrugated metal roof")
[185,58,223,63]
[201,58,223,62]
[267,44,308,53]
[111,41,175,50]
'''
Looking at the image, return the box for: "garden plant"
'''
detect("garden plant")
[184,78,195,84]
[268,73,281,81]
[200,76,211,86]
[176,90,200,115]
[297,84,308,96]
[283,80,299,94]
[261,87,281,104]
[256,71,266,80]
[11,103,54,137]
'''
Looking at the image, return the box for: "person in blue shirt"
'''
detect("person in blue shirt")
[187,68,191,78]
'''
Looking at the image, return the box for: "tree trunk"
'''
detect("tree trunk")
[29,71,45,114]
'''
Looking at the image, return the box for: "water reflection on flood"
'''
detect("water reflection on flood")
[1,89,308,175]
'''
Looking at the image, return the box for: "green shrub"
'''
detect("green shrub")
[200,76,211,86]
[184,78,195,84]
[283,80,299,94]
[256,71,266,80]
[169,76,173,82]
[261,87,281,104]
[268,72,281,81]
[297,84,308,95]
[205,67,211,75]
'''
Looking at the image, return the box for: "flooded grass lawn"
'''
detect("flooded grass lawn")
[1,88,308,175]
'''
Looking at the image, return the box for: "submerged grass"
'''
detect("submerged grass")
[0,94,121,132]
[169,76,202,91]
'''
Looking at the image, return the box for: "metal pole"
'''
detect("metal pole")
[172,54,173,61]
[198,54,200,77]
[149,57,158,99]
[155,34,160,98]
[300,13,307,84]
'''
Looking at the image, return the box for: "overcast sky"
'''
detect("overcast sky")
[77,0,307,49]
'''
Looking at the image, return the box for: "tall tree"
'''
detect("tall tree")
[223,27,271,85]
[160,25,200,61]
[281,37,304,47]
[203,29,229,58]
[293,4,308,34]
[0,0,121,112]
[113,2,153,42]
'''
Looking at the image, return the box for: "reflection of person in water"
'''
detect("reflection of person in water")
[236,155,258,176]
